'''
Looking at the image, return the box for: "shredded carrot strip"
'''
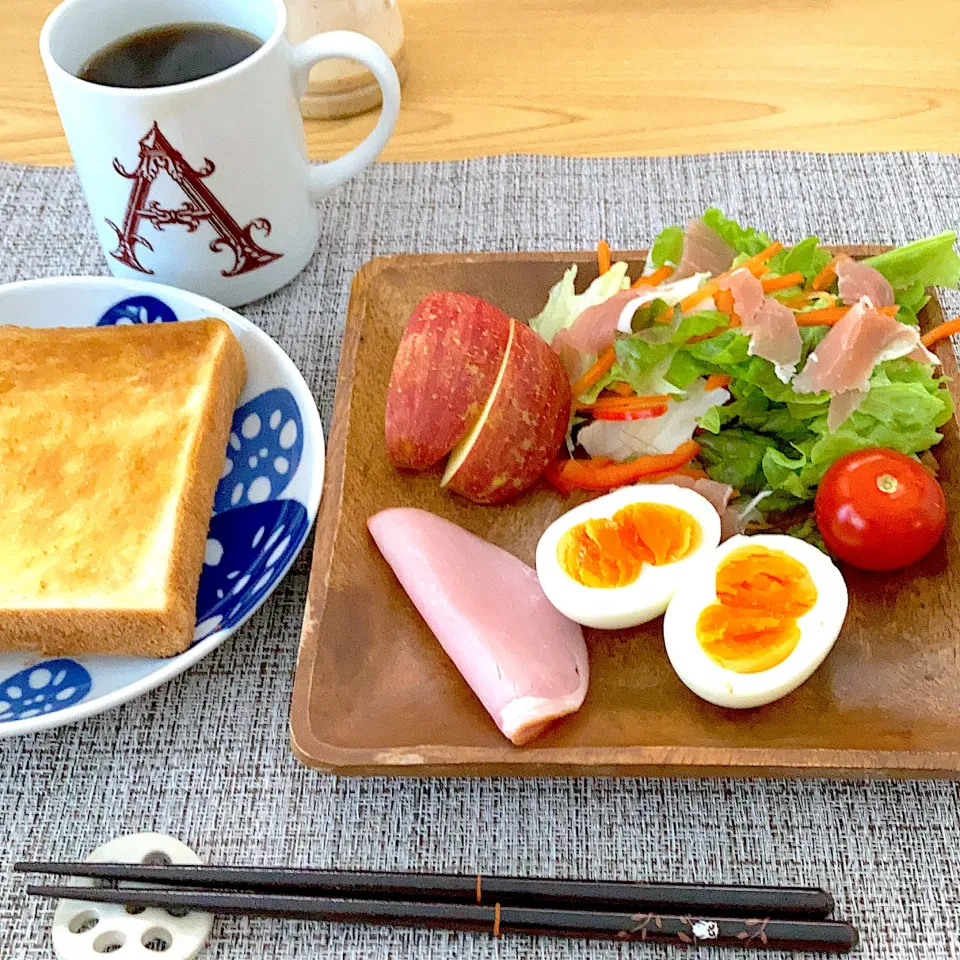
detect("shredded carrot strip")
[921,317,960,348]
[632,264,674,288]
[714,288,736,316]
[578,393,672,413]
[794,306,852,326]
[680,280,719,313]
[794,304,898,327]
[705,374,732,391]
[652,306,676,324]
[679,242,784,314]
[597,240,611,275]
[738,241,784,275]
[570,345,616,398]
[809,255,851,292]
[781,292,835,310]
[607,382,634,397]
[762,272,804,293]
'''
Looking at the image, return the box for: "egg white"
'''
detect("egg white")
[536,485,722,630]
[663,534,848,709]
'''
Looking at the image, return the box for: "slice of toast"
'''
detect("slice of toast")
[0,318,247,657]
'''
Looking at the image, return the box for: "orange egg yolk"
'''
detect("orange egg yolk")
[557,503,701,588]
[696,546,817,674]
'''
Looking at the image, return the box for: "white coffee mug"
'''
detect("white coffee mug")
[40,0,400,306]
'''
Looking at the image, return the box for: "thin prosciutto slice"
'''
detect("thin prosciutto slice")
[718,269,801,382]
[555,274,708,359]
[718,268,765,323]
[555,289,643,357]
[792,296,933,430]
[673,219,736,280]
[745,298,803,383]
[367,508,588,746]
[836,257,894,308]
[655,476,742,540]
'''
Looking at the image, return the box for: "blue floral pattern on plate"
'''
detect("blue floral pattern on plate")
[195,499,310,642]
[97,295,178,326]
[214,388,303,514]
[0,659,92,721]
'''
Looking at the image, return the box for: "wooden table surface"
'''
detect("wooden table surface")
[3,0,958,165]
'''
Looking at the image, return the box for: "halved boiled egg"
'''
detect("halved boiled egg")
[535,485,722,629]
[663,534,848,708]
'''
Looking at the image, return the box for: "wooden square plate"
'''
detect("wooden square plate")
[291,248,960,778]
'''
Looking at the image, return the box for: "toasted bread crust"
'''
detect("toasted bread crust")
[0,319,247,657]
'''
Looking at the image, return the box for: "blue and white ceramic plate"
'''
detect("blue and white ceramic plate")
[0,277,324,738]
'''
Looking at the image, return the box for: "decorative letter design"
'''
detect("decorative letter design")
[107,123,283,277]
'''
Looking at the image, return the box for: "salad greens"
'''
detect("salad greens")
[650,225,684,268]
[532,209,959,519]
[863,231,960,289]
[530,261,628,347]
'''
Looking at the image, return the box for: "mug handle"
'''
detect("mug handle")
[290,30,401,199]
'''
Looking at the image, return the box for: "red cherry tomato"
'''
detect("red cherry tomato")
[815,448,947,571]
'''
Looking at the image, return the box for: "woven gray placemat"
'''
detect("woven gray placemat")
[1,153,959,959]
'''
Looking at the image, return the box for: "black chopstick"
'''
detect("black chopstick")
[13,863,834,919]
[26,885,858,952]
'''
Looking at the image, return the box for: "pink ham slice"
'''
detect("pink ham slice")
[554,289,640,357]
[718,268,765,323]
[792,296,930,430]
[655,476,743,540]
[744,298,803,383]
[557,273,716,363]
[824,390,867,430]
[835,258,894,308]
[673,219,736,280]
[367,508,589,746]
[717,269,802,381]
[909,342,941,365]
[553,328,588,381]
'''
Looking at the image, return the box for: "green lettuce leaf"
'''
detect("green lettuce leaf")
[863,231,960,290]
[627,298,673,332]
[697,405,723,434]
[672,310,731,342]
[894,280,930,326]
[761,447,811,500]
[664,350,703,391]
[684,330,800,403]
[701,208,774,257]
[614,311,734,394]
[651,225,684,268]
[775,236,832,281]
[705,359,954,505]
[528,261,630,345]
[688,342,952,509]
[702,209,831,283]
[612,328,680,397]
[698,428,779,493]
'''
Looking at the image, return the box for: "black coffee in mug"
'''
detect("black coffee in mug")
[77,21,262,88]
